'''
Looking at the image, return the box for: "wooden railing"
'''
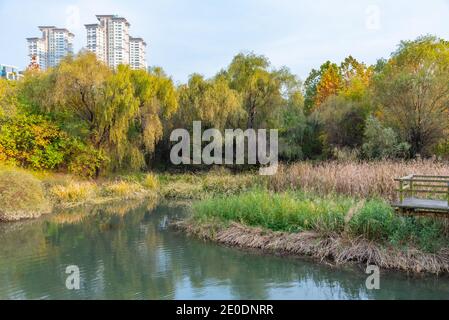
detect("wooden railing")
[395,175,449,205]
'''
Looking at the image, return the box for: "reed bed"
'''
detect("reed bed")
[270,160,449,200]
[175,221,449,274]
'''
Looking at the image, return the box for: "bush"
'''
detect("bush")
[0,167,51,221]
[66,142,107,178]
[0,114,71,170]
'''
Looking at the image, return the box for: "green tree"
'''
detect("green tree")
[362,116,410,159]
[373,35,449,157]
[128,67,178,169]
[316,95,368,150]
[225,52,288,129]
[173,73,243,131]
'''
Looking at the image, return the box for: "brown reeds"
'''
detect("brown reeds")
[175,220,449,274]
[270,160,449,200]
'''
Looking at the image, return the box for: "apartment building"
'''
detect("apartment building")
[27,26,74,70]
[130,37,147,70]
[85,15,147,70]
[0,64,23,81]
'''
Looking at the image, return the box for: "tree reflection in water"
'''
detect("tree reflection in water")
[0,200,448,300]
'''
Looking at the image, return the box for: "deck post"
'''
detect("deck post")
[410,176,414,198]
[399,180,404,203]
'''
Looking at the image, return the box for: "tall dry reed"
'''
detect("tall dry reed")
[270,160,449,200]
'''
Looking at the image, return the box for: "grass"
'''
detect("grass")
[49,181,97,204]
[0,163,160,218]
[159,169,266,199]
[0,167,51,221]
[270,160,449,200]
[191,190,449,253]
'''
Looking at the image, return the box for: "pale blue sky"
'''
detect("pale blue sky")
[1,0,449,83]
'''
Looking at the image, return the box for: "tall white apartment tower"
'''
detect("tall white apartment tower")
[27,26,74,70]
[130,37,147,70]
[85,15,147,70]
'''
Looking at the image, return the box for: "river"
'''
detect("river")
[0,200,448,300]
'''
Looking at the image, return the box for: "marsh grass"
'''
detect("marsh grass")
[101,181,149,199]
[192,190,449,252]
[159,171,266,199]
[50,181,98,204]
[271,160,449,200]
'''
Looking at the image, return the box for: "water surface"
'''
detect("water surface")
[0,200,448,300]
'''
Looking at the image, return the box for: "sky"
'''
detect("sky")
[1,0,449,83]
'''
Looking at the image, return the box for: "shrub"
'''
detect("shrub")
[0,167,51,221]
[67,141,107,178]
[0,114,71,170]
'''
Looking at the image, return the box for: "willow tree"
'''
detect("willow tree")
[373,36,449,156]
[174,73,243,131]
[225,53,286,129]
[129,67,178,169]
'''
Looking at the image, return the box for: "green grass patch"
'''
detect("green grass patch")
[192,190,449,252]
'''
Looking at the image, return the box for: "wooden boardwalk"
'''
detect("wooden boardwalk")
[392,175,449,216]
[392,197,449,213]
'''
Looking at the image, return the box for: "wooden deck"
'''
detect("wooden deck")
[392,175,449,216]
[392,197,449,213]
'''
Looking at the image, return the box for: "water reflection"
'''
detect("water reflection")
[0,200,448,300]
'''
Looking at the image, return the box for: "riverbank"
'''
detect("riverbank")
[0,166,159,222]
[176,190,449,274]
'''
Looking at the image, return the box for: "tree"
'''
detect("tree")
[316,95,367,150]
[128,67,178,169]
[174,73,243,131]
[339,56,373,101]
[314,63,342,107]
[303,61,341,113]
[373,35,449,157]
[19,52,178,175]
[225,52,287,129]
[362,116,410,159]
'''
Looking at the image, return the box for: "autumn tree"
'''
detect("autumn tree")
[19,52,178,175]
[373,35,449,157]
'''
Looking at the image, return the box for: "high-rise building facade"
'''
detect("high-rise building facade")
[85,15,147,70]
[130,37,147,70]
[27,26,74,70]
